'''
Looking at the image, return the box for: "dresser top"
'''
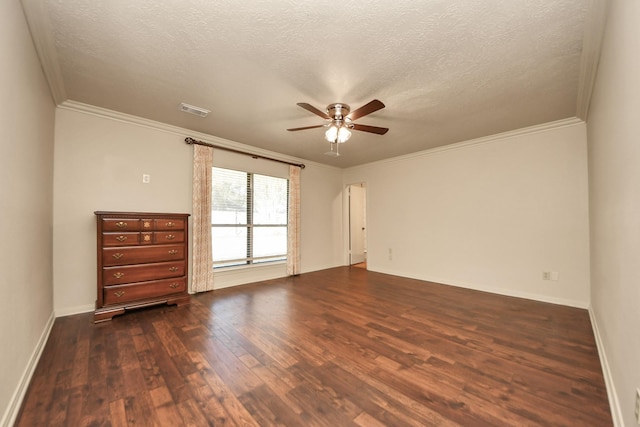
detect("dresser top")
[95,211,190,217]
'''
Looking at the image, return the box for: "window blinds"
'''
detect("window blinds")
[211,167,288,268]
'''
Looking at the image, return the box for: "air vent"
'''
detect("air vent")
[179,103,210,117]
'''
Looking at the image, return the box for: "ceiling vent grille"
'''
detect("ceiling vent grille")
[179,103,210,117]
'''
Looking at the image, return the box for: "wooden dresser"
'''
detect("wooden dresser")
[94,211,190,322]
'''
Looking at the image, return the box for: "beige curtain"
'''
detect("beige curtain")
[192,144,214,292]
[287,165,301,275]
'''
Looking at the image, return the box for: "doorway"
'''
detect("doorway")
[349,183,367,267]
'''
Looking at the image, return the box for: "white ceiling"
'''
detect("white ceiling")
[23,0,603,168]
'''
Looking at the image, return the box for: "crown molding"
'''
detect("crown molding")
[576,0,609,120]
[20,0,67,105]
[347,117,585,171]
[61,101,583,174]
[58,100,340,171]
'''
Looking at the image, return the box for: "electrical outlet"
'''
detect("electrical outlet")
[542,272,551,280]
[635,388,640,424]
[142,174,151,184]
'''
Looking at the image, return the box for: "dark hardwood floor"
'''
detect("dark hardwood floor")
[16,267,612,426]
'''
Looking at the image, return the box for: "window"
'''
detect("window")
[211,167,288,268]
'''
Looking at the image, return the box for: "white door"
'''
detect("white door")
[349,184,366,265]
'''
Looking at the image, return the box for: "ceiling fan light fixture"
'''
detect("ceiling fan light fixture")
[337,126,351,143]
[325,123,351,143]
[325,124,338,142]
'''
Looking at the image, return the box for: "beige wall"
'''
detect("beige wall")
[344,121,591,307]
[53,106,344,313]
[0,0,55,425]
[587,0,640,424]
[53,107,193,313]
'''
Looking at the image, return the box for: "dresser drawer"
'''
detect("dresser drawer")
[155,218,185,231]
[102,244,185,266]
[154,231,185,244]
[103,261,185,285]
[103,277,187,305]
[102,218,141,232]
[103,232,140,246]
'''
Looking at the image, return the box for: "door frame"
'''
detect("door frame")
[346,182,367,266]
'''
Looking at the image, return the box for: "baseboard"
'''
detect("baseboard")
[589,307,624,427]
[0,311,55,427]
[371,267,589,309]
[212,262,287,290]
[55,303,95,318]
[301,263,345,274]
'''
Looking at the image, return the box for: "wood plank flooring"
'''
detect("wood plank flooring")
[16,267,612,426]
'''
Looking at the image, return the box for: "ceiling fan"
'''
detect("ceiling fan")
[287,99,389,157]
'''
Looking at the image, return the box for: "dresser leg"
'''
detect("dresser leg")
[167,295,191,307]
[94,307,126,323]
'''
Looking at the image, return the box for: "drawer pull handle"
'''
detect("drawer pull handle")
[113,291,126,298]
[165,234,176,240]
[115,221,128,229]
[166,222,175,228]
[169,283,180,289]
[113,272,125,279]
[168,250,179,255]
[112,253,124,260]
[169,267,179,272]
[115,235,127,242]
[143,221,151,228]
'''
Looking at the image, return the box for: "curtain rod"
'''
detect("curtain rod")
[185,137,305,169]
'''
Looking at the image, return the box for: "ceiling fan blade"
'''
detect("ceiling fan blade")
[287,125,325,131]
[347,99,385,121]
[296,103,330,119]
[352,123,389,135]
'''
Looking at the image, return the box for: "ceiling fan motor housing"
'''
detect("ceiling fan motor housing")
[327,103,350,120]
[327,103,352,128]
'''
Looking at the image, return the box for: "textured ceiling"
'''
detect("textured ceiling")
[25,0,595,167]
